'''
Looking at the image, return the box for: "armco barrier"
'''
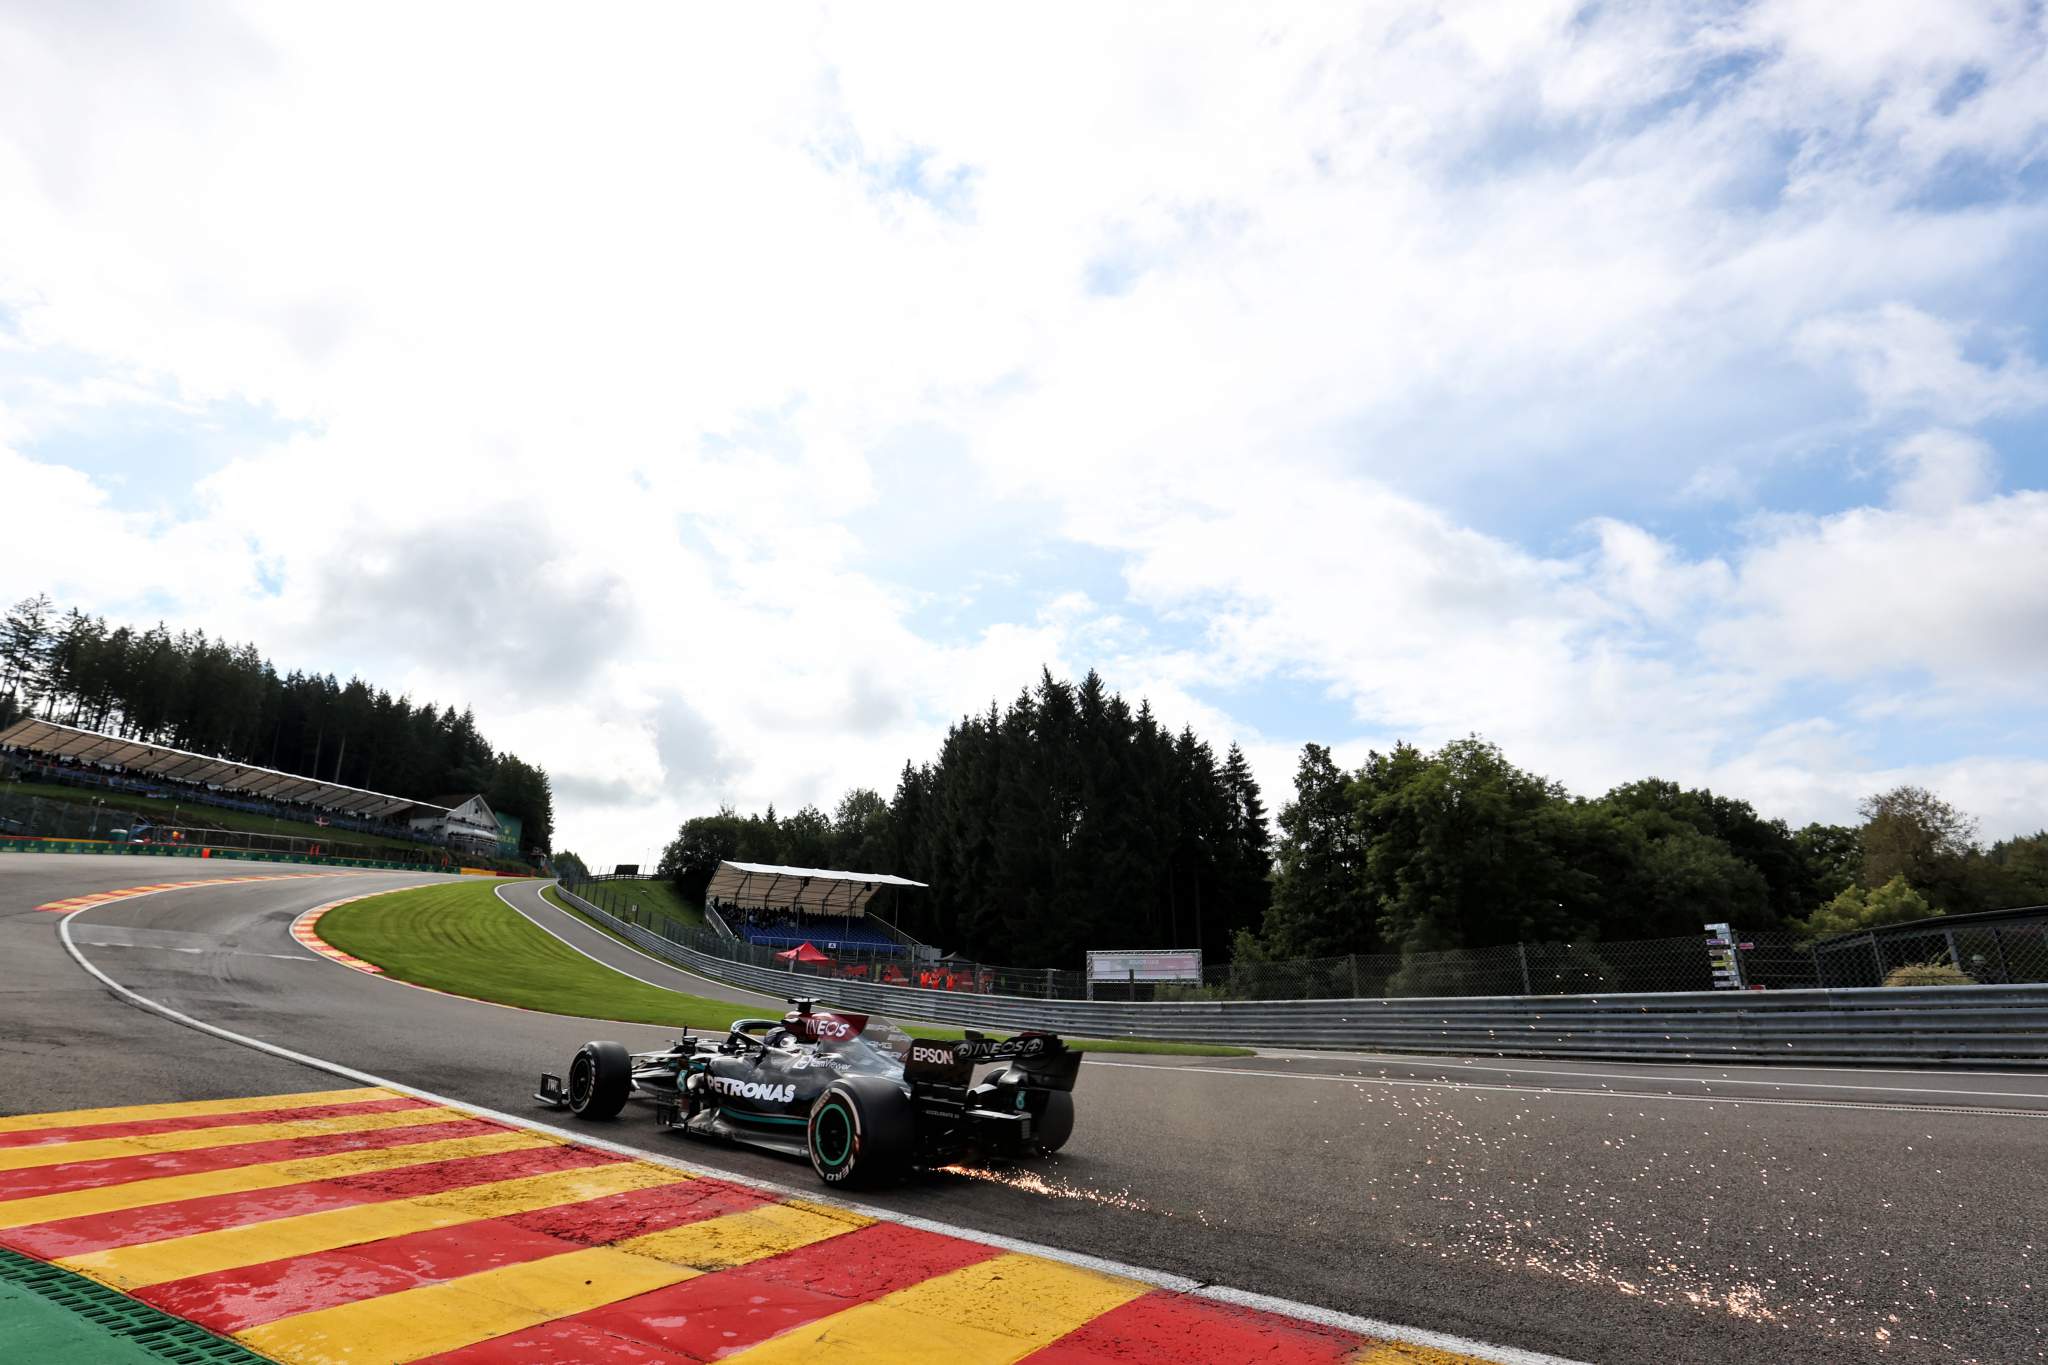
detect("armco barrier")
[554,884,2048,1067]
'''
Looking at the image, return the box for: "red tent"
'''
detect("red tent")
[775,941,833,965]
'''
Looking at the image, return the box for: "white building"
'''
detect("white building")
[408,794,501,851]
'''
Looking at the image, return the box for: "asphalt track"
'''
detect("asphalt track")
[3,857,2044,1364]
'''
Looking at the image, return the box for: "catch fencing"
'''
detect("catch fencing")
[563,874,2048,1002]
[551,882,2048,1066]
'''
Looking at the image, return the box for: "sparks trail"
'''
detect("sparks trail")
[938,1164,1151,1212]
[1342,1074,2008,1358]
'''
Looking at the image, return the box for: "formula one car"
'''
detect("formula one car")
[534,999,1080,1188]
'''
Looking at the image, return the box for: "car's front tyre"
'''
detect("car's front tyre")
[807,1076,913,1188]
[567,1040,632,1119]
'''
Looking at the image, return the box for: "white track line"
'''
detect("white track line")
[283,888,713,1036]
[56,898,1581,1365]
[1087,1059,2048,1117]
[1175,1055,2048,1102]
[1254,1045,2048,1083]
[507,882,783,1005]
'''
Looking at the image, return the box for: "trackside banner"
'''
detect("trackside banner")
[1085,949,1202,983]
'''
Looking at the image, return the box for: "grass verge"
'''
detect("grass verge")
[323,880,1251,1058]
[569,876,706,930]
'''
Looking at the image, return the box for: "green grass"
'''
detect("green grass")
[540,883,653,955]
[571,877,706,930]
[2,778,430,856]
[324,880,1251,1057]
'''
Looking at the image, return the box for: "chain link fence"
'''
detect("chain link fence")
[562,875,2048,1002]
[1812,910,2048,987]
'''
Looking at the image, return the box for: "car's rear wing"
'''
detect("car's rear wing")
[903,1031,1082,1092]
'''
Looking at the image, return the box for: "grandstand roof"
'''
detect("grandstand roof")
[0,718,445,821]
[706,860,927,918]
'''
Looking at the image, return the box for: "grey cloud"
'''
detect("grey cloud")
[841,672,904,732]
[553,773,648,808]
[655,694,735,791]
[301,516,634,699]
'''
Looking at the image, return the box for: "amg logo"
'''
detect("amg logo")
[709,1077,797,1103]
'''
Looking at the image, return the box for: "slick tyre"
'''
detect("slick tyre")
[808,1076,913,1188]
[567,1040,632,1120]
[1033,1090,1075,1154]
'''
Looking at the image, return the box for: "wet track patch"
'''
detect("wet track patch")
[0,1088,1510,1364]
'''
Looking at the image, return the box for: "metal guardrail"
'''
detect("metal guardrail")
[551,885,2048,1066]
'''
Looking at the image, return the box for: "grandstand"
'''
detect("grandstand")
[0,718,463,853]
[705,860,927,956]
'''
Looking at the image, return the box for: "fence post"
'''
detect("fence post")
[1990,926,2012,984]
[1348,954,1359,998]
[1517,942,1533,996]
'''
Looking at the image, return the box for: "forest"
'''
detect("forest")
[661,669,1271,967]
[0,594,553,852]
[660,671,2048,969]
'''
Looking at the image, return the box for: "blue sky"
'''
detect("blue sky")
[2,3,2046,863]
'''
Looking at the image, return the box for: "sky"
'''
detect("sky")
[2,2,2045,867]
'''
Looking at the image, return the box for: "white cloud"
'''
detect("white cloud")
[1796,305,2048,423]
[2,3,2046,857]
[1885,428,1997,513]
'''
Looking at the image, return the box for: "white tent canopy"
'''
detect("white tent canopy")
[704,860,927,918]
[0,718,445,822]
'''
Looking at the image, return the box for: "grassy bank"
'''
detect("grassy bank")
[571,877,706,930]
[322,880,1250,1058]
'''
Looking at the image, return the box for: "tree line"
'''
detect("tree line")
[658,669,2046,970]
[0,594,553,853]
[1249,737,2048,962]
[660,668,1272,967]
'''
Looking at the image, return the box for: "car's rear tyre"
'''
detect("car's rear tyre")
[567,1041,631,1120]
[808,1076,913,1188]
[1033,1090,1075,1154]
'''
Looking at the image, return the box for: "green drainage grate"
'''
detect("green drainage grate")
[0,1247,276,1365]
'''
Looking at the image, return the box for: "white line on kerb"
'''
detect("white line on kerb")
[56,899,1583,1365]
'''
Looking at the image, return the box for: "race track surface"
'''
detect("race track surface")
[4,856,2043,1364]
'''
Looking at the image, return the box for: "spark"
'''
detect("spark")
[938,1164,1151,1211]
